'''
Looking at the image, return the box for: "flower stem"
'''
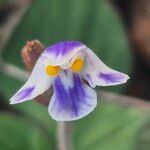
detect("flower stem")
[57,122,73,150]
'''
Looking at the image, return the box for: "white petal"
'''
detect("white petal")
[10,55,54,104]
[83,48,129,87]
[60,49,86,69]
[48,71,97,121]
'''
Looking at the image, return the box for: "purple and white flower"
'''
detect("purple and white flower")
[10,41,129,121]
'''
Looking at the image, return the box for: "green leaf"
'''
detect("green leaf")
[136,120,150,150]
[0,72,56,134]
[0,113,55,150]
[74,102,149,150]
[2,0,131,93]
[2,1,146,149]
[0,0,131,136]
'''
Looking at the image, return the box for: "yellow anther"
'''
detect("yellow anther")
[46,65,60,76]
[71,58,84,72]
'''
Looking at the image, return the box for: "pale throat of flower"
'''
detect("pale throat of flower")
[45,58,84,76]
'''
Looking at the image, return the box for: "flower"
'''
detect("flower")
[10,41,129,121]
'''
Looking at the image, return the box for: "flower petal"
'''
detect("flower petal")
[48,71,97,121]
[83,48,129,87]
[10,55,53,104]
[42,41,86,66]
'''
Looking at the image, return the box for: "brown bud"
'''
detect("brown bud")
[22,40,52,106]
[22,40,44,71]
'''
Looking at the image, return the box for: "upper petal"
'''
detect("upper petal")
[42,41,86,66]
[83,48,129,87]
[48,71,97,121]
[10,55,54,104]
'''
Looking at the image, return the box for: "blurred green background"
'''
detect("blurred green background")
[0,0,149,150]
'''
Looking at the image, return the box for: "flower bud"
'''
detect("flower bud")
[22,40,44,71]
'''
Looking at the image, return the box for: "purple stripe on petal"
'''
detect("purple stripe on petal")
[98,72,125,84]
[53,74,84,117]
[86,74,95,87]
[44,41,83,56]
[16,86,35,101]
[49,72,97,121]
